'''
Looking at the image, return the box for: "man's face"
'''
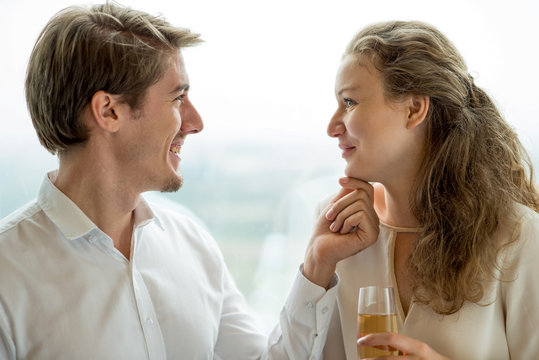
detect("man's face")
[115,51,203,193]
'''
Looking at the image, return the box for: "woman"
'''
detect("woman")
[309,21,539,359]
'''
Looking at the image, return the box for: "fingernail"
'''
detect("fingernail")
[325,208,334,219]
[330,222,337,232]
[339,177,349,184]
[357,336,368,345]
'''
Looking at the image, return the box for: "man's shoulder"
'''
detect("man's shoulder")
[0,200,42,239]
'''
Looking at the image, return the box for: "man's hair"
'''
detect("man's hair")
[345,20,538,314]
[25,2,201,154]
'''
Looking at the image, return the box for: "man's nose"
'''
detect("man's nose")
[180,100,203,135]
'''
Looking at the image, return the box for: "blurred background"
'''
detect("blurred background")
[1,0,538,333]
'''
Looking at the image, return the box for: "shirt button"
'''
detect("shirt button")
[146,317,154,325]
[306,301,314,310]
[321,306,329,314]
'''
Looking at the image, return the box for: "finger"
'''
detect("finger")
[359,341,399,352]
[326,188,372,221]
[340,211,378,235]
[339,177,374,197]
[358,332,429,357]
[326,178,373,220]
[313,202,340,238]
[326,229,377,257]
[332,194,380,232]
[329,186,355,204]
[360,357,411,360]
[331,203,372,234]
[356,339,403,360]
[329,195,378,235]
[329,177,373,206]
[328,198,366,231]
[340,212,364,235]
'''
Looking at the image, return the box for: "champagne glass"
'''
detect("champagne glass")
[357,286,398,358]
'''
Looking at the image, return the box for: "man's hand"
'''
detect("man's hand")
[303,177,380,288]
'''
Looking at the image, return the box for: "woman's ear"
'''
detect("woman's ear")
[406,95,429,129]
[89,90,123,133]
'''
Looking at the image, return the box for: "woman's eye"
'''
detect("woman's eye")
[344,98,355,108]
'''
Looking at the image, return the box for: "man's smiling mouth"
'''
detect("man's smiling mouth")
[170,144,181,157]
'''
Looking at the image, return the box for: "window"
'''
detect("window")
[2,0,538,333]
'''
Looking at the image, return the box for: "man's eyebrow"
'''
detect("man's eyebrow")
[169,84,190,94]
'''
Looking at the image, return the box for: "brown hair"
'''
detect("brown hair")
[25,2,202,154]
[345,21,539,314]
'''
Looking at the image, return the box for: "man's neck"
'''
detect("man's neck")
[54,152,139,259]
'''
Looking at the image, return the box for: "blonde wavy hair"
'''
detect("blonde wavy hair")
[345,21,539,314]
[26,2,201,154]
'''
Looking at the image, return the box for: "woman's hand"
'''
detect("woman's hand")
[357,333,451,360]
[303,177,379,288]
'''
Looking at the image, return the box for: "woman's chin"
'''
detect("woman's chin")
[344,167,374,183]
[344,166,361,179]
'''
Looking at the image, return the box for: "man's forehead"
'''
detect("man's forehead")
[157,51,190,92]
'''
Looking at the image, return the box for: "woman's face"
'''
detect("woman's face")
[328,55,425,184]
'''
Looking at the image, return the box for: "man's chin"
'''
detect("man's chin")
[160,174,183,193]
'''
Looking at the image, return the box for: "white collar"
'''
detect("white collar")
[38,170,163,240]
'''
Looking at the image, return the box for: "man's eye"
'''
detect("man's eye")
[175,94,186,103]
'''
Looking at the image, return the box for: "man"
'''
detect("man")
[0,3,376,359]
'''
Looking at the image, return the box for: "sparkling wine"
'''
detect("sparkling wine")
[357,313,398,358]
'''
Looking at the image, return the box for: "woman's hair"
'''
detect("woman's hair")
[345,21,539,314]
[25,2,201,155]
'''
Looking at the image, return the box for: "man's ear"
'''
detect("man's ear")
[406,95,429,129]
[89,91,123,133]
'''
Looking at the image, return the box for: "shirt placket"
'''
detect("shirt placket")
[130,227,167,360]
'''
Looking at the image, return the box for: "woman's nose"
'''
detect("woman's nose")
[327,112,345,138]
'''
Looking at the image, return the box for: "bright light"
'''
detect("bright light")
[2,0,538,332]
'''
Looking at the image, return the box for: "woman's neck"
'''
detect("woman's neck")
[373,182,420,228]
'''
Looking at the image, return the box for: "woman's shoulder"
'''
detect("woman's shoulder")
[499,203,539,268]
[510,202,539,238]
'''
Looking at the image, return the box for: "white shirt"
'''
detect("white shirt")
[0,172,337,360]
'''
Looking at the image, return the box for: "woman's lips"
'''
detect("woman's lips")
[339,143,355,158]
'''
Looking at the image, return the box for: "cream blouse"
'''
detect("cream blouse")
[322,203,539,359]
